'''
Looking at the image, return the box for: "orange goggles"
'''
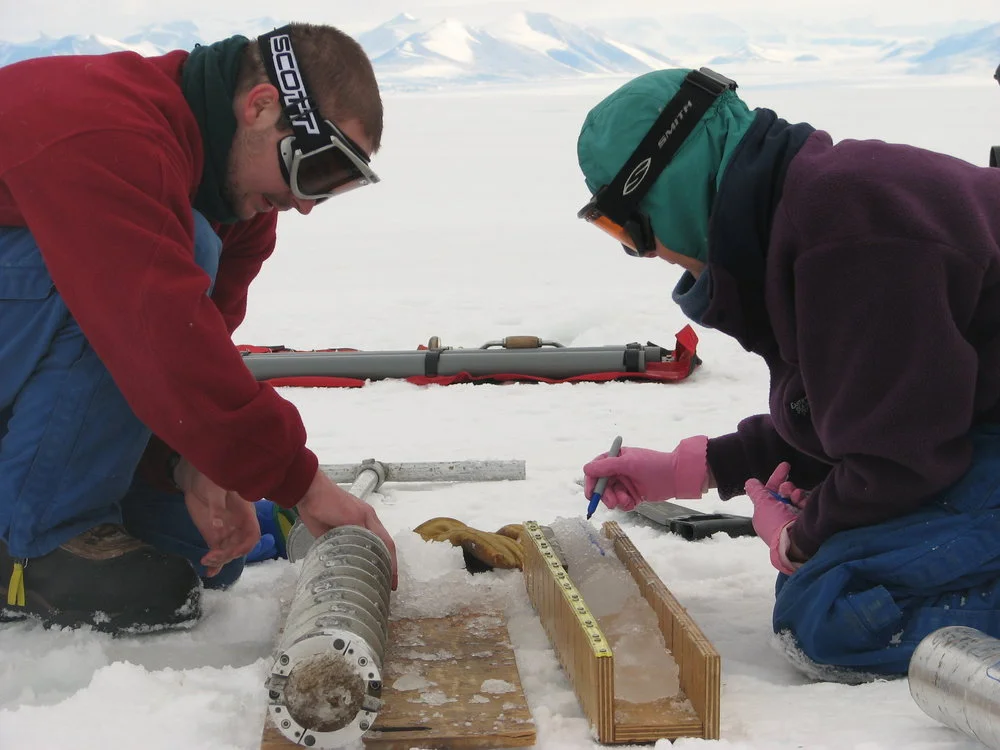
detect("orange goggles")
[577,194,656,258]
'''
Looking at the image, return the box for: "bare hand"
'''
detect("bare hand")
[296,470,399,589]
[174,457,261,577]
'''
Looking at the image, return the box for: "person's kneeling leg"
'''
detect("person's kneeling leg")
[0,230,201,633]
[773,427,1000,681]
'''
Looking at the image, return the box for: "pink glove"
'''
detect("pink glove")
[744,462,803,576]
[582,436,709,512]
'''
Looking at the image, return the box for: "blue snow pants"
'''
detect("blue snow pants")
[0,210,243,589]
[773,425,1000,677]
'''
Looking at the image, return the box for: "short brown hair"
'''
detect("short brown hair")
[238,23,383,153]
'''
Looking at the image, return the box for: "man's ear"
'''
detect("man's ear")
[236,82,282,127]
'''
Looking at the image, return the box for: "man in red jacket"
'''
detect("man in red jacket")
[0,22,397,633]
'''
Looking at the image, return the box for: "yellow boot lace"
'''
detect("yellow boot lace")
[7,561,25,607]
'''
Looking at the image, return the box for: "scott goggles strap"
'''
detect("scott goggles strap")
[255,26,377,200]
[597,68,737,225]
[257,26,329,152]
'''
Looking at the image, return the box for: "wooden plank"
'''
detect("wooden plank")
[262,613,535,750]
[604,522,721,741]
[365,613,535,750]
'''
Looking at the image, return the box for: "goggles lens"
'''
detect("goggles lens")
[577,201,656,258]
[280,125,380,202]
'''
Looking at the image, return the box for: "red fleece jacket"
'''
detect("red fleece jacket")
[0,49,317,508]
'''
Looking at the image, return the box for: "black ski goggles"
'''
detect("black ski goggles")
[277,119,379,202]
[259,27,380,202]
[577,67,737,258]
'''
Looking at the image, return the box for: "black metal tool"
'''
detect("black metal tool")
[633,501,757,541]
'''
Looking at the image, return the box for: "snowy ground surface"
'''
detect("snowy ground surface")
[1,70,999,749]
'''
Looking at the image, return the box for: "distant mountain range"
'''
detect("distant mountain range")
[1,13,998,87]
[359,12,679,84]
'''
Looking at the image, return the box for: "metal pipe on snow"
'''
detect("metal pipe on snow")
[320,459,526,484]
[287,459,526,563]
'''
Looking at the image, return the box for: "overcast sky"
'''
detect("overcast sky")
[1,0,997,42]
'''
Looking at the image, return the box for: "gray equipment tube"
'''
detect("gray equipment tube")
[243,344,671,381]
[909,626,1000,749]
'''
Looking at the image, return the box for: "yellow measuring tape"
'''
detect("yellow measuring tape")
[524,521,611,658]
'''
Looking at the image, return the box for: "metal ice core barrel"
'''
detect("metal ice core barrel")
[909,626,1000,749]
[267,525,392,749]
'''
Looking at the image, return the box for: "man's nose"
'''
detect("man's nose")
[292,195,317,215]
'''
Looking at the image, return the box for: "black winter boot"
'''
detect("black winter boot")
[0,524,202,634]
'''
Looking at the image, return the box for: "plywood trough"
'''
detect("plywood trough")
[521,520,721,743]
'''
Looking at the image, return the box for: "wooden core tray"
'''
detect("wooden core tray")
[521,520,720,743]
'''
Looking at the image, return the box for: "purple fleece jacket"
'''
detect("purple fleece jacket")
[703,124,1000,557]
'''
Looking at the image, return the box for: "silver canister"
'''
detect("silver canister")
[267,525,393,749]
[909,626,1000,749]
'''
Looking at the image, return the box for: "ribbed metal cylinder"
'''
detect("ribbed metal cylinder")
[909,626,1000,749]
[267,526,392,748]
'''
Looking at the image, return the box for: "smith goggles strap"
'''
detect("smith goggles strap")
[597,68,737,225]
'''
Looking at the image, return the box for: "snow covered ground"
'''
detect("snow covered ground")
[1,69,999,749]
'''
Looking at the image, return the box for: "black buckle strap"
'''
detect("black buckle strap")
[687,67,738,96]
[424,349,442,378]
[623,342,643,372]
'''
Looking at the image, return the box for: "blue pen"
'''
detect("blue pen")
[767,489,793,506]
[586,435,623,520]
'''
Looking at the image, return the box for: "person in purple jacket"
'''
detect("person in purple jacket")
[576,67,1000,681]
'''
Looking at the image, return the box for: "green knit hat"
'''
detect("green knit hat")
[577,69,755,262]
